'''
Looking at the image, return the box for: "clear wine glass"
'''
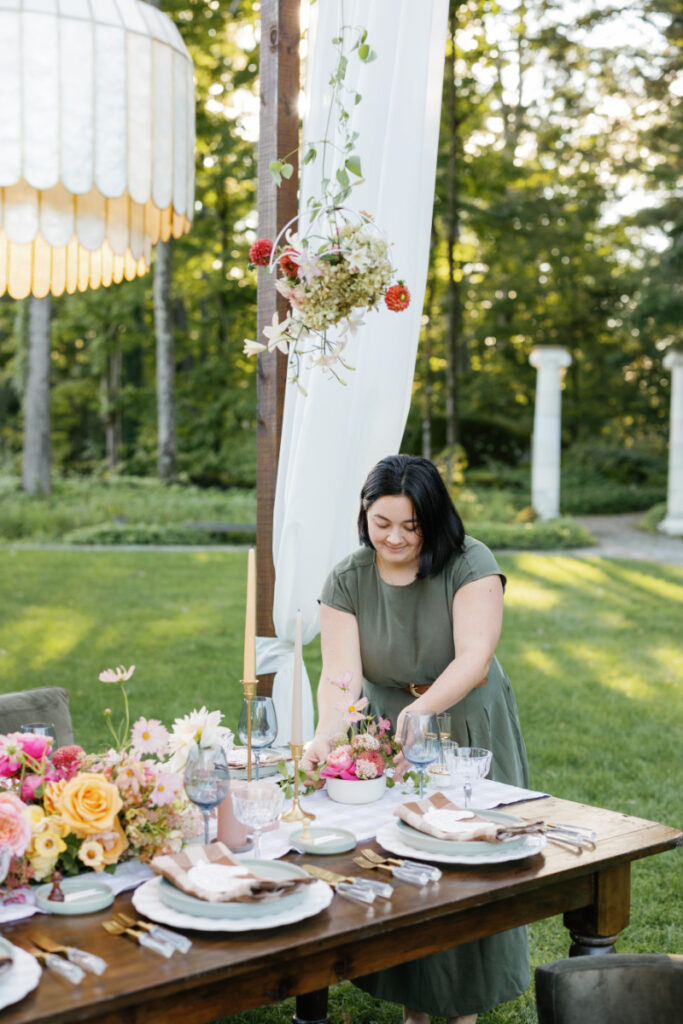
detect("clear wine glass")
[183,744,231,845]
[237,696,278,781]
[399,711,441,798]
[444,746,492,808]
[231,781,285,857]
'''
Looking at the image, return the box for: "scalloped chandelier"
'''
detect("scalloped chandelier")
[0,0,195,299]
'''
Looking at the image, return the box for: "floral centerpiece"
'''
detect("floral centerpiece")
[0,665,232,894]
[312,673,399,804]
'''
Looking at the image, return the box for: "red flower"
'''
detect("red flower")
[248,238,273,266]
[384,283,411,312]
[279,250,300,278]
[52,745,86,781]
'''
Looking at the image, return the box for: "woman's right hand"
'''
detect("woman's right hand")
[301,733,332,775]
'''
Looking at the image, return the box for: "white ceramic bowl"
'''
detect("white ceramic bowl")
[325,774,386,805]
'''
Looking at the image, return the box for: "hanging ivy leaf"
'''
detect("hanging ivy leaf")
[345,155,362,178]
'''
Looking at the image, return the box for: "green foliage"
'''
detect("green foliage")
[62,523,255,546]
[0,475,255,542]
[471,518,594,551]
[637,502,667,534]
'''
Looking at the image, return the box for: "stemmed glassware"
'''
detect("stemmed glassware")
[231,781,285,857]
[444,746,492,808]
[399,711,441,798]
[237,696,278,781]
[183,744,231,845]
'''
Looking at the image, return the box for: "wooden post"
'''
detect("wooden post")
[256,0,300,695]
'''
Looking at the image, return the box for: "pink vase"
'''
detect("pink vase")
[216,780,252,852]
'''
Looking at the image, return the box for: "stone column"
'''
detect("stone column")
[529,346,572,520]
[659,350,683,536]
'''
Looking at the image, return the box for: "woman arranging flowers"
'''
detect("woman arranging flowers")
[302,454,530,1024]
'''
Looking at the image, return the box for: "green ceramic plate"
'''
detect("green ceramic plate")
[158,858,309,919]
[290,827,357,855]
[396,808,530,857]
[34,876,114,915]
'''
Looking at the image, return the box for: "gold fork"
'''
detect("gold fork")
[30,932,107,975]
[361,848,442,881]
[114,912,192,953]
[353,855,432,886]
[16,938,85,984]
[102,919,174,958]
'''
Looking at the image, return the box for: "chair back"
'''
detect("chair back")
[0,686,74,747]
[536,954,683,1024]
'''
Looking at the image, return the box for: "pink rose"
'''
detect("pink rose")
[0,792,32,856]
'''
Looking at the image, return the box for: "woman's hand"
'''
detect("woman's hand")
[392,749,410,782]
[300,733,332,774]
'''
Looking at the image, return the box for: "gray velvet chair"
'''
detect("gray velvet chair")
[0,686,75,747]
[535,954,683,1024]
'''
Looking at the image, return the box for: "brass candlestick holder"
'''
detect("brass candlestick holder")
[240,679,258,782]
[280,742,315,823]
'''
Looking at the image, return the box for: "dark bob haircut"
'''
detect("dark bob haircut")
[358,454,465,578]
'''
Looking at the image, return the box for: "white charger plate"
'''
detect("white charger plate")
[0,937,41,1012]
[158,859,309,919]
[133,875,332,932]
[376,820,546,865]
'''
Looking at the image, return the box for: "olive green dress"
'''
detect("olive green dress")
[319,538,530,1018]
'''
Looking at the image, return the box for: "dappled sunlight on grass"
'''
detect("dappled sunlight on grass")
[0,605,93,671]
[520,647,558,675]
[507,576,560,610]
[602,562,683,603]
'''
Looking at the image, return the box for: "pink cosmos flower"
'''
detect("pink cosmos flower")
[150,770,183,806]
[0,792,32,856]
[115,758,146,796]
[335,695,369,725]
[131,718,169,757]
[52,745,85,781]
[99,664,135,684]
[330,671,354,693]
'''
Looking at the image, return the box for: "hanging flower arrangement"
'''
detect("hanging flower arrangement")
[243,22,410,387]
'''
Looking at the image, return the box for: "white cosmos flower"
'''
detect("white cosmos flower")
[166,707,233,773]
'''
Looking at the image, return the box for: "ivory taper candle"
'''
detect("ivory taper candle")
[243,548,256,682]
[291,610,302,745]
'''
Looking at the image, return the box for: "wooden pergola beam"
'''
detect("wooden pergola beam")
[256,0,300,694]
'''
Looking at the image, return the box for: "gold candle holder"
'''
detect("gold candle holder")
[280,742,315,823]
[241,679,258,782]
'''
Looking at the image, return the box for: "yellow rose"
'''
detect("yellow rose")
[56,773,123,838]
[43,778,67,815]
[78,839,106,872]
[93,817,129,867]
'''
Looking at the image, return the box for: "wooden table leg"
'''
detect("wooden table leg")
[293,988,329,1024]
[563,862,631,956]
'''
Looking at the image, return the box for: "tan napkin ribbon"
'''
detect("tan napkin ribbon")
[150,842,313,904]
[394,791,545,843]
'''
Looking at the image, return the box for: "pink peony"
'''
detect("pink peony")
[319,745,355,779]
[52,745,85,781]
[355,750,385,779]
[17,732,53,762]
[20,774,44,802]
[0,792,32,856]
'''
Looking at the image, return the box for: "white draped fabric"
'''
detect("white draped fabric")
[258,0,449,744]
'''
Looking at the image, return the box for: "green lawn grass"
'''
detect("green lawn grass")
[0,548,680,1023]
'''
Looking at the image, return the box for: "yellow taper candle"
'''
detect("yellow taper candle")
[243,548,256,682]
[291,609,303,745]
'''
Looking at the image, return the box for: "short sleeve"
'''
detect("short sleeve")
[319,561,359,615]
[448,537,507,595]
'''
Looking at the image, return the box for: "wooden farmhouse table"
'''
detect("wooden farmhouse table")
[1,796,680,1024]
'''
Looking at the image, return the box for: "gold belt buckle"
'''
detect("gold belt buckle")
[408,683,422,698]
